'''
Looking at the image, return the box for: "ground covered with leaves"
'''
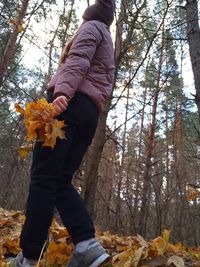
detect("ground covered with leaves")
[0,208,199,267]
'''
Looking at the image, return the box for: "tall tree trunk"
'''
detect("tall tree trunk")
[0,0,29,82]
[82,101,109,218]
[185,0,200,122]
[172,72,188,243]
[163,83,170,224]
[138,31,165,236]
[132,86,147,234]
[173,101,185,242]
[115,85,129,233]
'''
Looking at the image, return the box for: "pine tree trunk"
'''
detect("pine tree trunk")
[185,0,200,122]
[163,84,170,224]
[115,85,129,233]
[132,86,147,234]
[82,102,109,218]
[173,87,188,243]
[138,31,164,236]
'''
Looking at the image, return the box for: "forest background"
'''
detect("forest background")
[1,0,200,248]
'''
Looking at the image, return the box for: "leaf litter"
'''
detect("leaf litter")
[0,209,199,267]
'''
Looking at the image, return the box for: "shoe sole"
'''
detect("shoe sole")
[89,253,110,267]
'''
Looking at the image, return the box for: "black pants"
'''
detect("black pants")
[20,91,99,259]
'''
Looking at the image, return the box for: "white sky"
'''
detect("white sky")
[22,0,95,68]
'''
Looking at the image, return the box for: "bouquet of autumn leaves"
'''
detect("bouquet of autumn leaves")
[15,98,66,150]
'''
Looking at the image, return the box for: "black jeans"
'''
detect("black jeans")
[20,91,99,259]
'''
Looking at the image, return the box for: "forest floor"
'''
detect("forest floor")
[0,208,199,267]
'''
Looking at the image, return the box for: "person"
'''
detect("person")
[15,0,115,266]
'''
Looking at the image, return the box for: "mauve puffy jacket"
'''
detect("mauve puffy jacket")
[47,20,115,112]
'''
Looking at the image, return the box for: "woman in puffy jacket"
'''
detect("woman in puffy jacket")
[16,1,115,267]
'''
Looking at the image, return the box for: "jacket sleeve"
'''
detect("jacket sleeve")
[53,22,102,99]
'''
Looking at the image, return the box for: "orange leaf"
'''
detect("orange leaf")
[187,186,198,201]
[18,144,33,158]
[46,241,72,265]
[8,18,25,33]
[17,24,24,33]
[3,236,20,255]
[8,18,17,26]
[15,103,25,114]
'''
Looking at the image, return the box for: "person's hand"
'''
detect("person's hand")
[52,95,69,115]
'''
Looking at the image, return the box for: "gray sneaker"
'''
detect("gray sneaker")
[67,240,110,267]
[13,252,37,267]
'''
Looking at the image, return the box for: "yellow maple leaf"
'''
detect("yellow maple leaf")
[15,98,66,149]
[44,119,66,148]
[45,241,72,265]
[134,235,149,248]
[151,229,170,256]
[50,225,69,240]
[18,148,29,158]
[18,144,33,158]
[162,229,170,243]
[113,249,134,267]
[131,246,145,267]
